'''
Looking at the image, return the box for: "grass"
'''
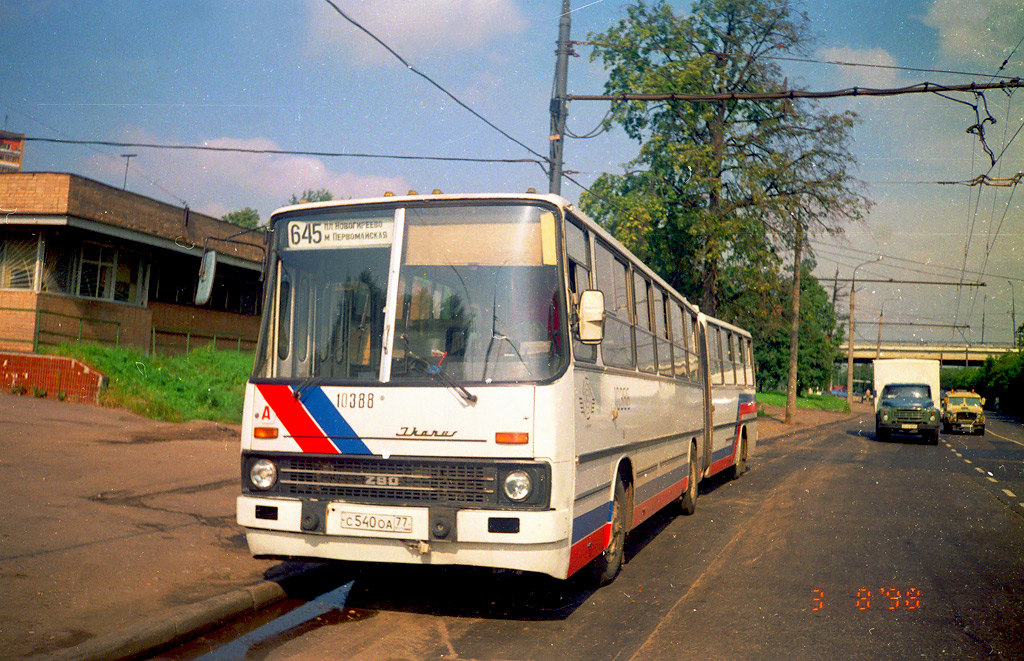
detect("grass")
[47,343,253,423]
[757,390,851,413]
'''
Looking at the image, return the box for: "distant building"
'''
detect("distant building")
[0,131,25,174]
[0,172,265,354]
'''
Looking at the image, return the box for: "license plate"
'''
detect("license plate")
[326,503,428,539]
[960,424,973,430]
[337,511,413,533]
[901,423,918,430]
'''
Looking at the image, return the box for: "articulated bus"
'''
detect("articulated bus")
[233,192,756,584]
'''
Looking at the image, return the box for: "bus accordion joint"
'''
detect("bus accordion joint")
[496,432,529,444]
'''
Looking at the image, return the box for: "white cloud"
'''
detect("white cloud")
[87,132,408,220]
[304,0,529,66]
[815,46,901,89]
[923,0,1024,71]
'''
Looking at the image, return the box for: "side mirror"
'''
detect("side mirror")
[577,289,605,344]
[980,397,986,406]
[195,249,218,305]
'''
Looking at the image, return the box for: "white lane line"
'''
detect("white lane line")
[1003,489,1017,498]
[986,429,1024,447]
[987,477,998,483]
[975,467,987,474]
[964,459,973,464]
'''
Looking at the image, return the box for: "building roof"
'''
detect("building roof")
[0,172,264,268]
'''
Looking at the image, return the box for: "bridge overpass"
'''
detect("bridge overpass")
[838,342,1017,367]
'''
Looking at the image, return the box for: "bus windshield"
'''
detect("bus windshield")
[253,202,568,385]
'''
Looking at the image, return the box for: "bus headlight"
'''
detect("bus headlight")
[503,470,532,502]
[250,459,278,490]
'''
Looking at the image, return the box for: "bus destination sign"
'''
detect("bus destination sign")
[286,218,394,250]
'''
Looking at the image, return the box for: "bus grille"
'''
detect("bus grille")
[277,456,497,505]
[892,409,928,424]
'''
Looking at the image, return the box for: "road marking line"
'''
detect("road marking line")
[975,467,987,474]
[986,430,1024,447]
[987,477,998,483]
[1003,489,1016,498]
[964,459,972,464]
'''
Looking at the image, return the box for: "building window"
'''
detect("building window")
[76,241,146,305]
[0,229,39,290]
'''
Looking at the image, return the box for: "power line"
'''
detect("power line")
[23,137,546,168]
[320,0,549,166]
[568,78,1022,103]
[575,41,1016,81]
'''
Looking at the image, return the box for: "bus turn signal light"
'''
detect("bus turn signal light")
[496,432,528,444]
[254,427,279,439]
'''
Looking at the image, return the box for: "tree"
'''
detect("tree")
[221,207,261,230]
[289,189,334,205]
[582,0,867,420]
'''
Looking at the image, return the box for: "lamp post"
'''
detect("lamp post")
[121,153,137,190]
[847,256,882,409]
[876,296,902,359]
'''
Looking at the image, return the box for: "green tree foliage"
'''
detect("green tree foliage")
[289,188,334,205]
[581,0,867,318]
[221,207,261,229]
[737,263,840,392]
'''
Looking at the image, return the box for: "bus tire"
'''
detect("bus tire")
[591,478,627,586]
[679,444,699,515]
[726,436,746,480]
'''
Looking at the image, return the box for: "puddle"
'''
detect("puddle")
[193,580,356,660]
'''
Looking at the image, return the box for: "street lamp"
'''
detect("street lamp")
[876,296,902,359]
[847,256,882,409]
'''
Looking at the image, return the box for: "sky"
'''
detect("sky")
[3,0,1022,347]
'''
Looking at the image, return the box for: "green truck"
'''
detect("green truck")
[873,359,941,444]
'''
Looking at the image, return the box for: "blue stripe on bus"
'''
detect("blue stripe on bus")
[634,463,686,503]
[299,387,373,455]
[571,499,613,544]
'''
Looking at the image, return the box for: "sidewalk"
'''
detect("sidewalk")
[0,393,861,660]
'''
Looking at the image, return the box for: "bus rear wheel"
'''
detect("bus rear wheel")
[591,478,627,586]
[679,445,699,515]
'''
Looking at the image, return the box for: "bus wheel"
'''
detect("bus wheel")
[727,436,746,480]
[679,445,698,515]
[592,479,627,586]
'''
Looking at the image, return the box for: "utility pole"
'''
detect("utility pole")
[121,153,137,190]
[1010,280,1017,348]
[548,0,571,195]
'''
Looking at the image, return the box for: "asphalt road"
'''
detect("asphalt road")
[164,413,1024,661]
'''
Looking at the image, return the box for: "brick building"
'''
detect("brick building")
[0,172,265,354]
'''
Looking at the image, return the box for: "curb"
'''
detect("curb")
[40,580,286,661]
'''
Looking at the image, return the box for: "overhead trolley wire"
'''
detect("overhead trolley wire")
[320,0,550,168]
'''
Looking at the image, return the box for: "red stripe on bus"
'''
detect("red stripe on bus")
[567,523,610,577]
[257,384,339,454]
[632,477,686,528]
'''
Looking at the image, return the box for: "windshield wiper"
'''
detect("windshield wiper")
[402,335,477,403]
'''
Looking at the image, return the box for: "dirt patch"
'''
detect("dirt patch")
[757,399,872,441]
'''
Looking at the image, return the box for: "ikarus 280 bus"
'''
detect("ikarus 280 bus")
[227,192,756,584]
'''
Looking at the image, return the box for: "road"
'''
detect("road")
[163,412,1024,660]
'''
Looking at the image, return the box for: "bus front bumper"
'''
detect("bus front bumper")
[237,496,572,578]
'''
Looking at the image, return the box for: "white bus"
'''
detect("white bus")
[234,192,756,583]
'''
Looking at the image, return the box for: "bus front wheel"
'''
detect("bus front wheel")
[591,478,627,586]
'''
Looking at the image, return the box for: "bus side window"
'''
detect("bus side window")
[724,331,736,385]
[632,272,656,374]
[594,241,634,370]
[670,300,688,380]
[565,218,596,363]
[654,288,673,378]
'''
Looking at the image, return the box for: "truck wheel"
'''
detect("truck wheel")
[679,443,699,515]
[876,425,889,442]
[591,478,627,586]
[976,426,985,436]
[928,429,940,445]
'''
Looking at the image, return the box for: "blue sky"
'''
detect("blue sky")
[3,0,1022,345]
